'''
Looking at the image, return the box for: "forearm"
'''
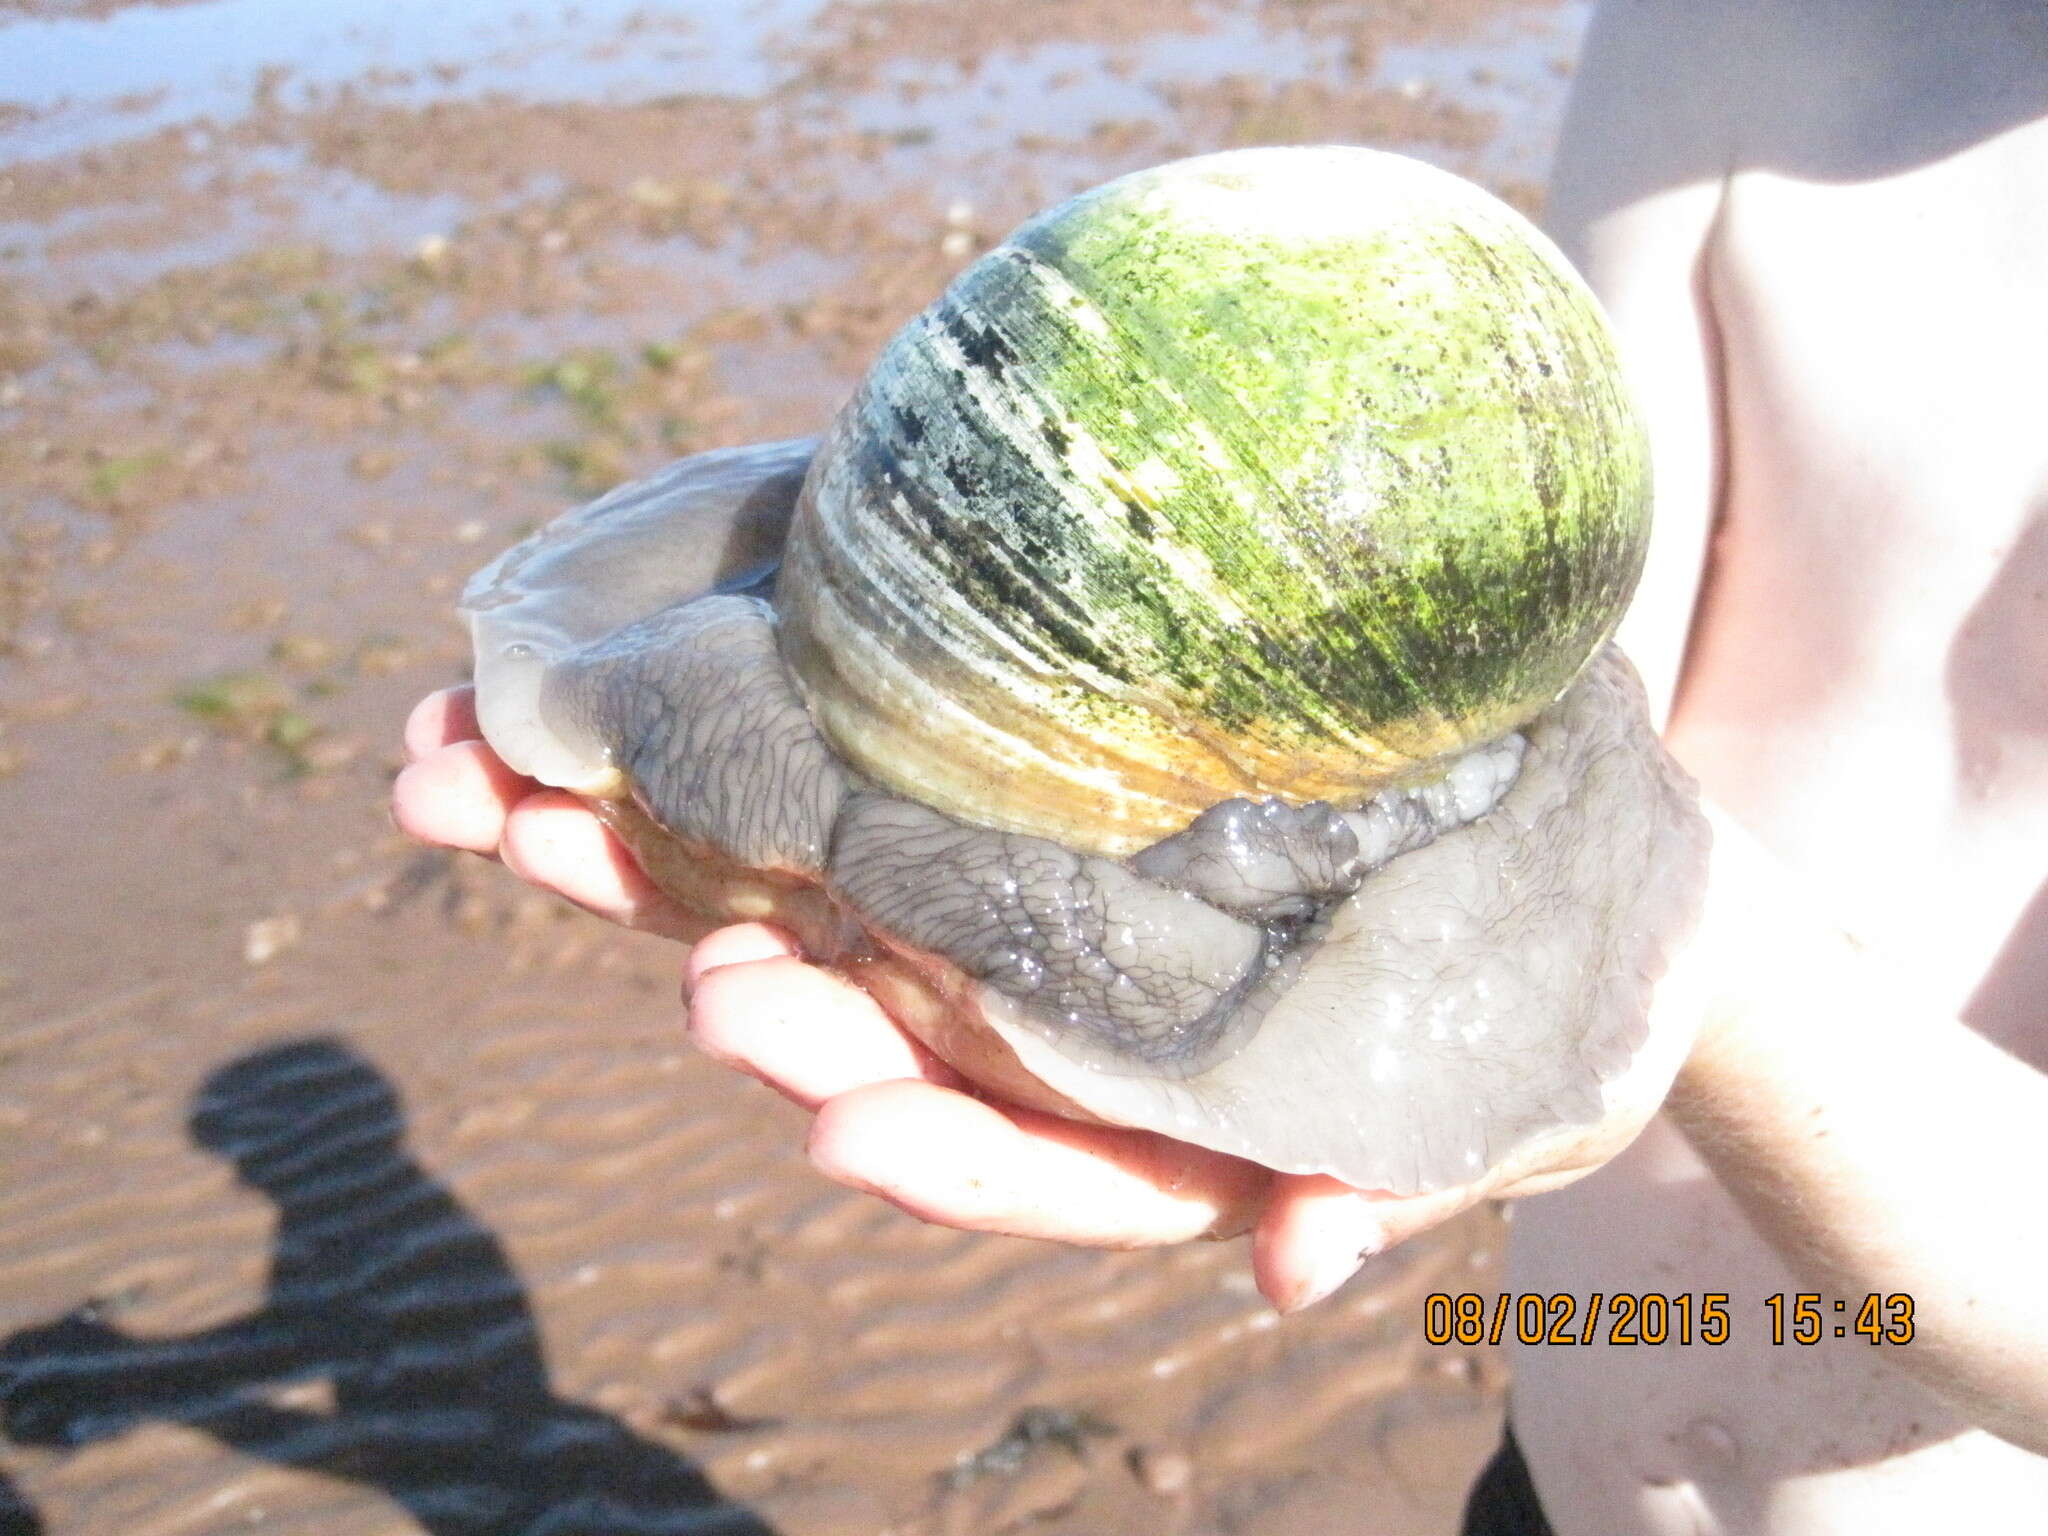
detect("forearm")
[1660,809,2048,1452]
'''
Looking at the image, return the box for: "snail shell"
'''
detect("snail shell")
[778,146,1650,855]
[460,148,1707,1195]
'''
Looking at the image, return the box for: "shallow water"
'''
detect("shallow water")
[0,1,1582,1530]
[0,0,833,158]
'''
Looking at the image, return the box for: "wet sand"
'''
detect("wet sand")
[0,2,1586,1530]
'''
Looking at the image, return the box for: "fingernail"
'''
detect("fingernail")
[1285,1253,1360,1314]
[1283,1213,1385,1314]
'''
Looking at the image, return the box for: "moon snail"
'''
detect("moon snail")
[461,146,1710,1197]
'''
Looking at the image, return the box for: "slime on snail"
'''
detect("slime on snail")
[461,146,1709,1197]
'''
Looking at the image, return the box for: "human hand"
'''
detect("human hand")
[392,683,706,942]
[0,1312,130,1448]
[394,684,1686,1310]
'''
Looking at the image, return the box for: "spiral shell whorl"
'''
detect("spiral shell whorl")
[777,147,1650,855]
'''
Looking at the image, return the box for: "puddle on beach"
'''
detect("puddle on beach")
[1,2,1586,1531]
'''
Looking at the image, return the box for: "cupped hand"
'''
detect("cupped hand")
[393,683,705,942]
[394,684,1668,1311]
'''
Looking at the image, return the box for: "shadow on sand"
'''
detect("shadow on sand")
[0,1466,41,1536]
[0,1037,774,1535]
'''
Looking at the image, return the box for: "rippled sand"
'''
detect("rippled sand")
[0,2,1586,1529]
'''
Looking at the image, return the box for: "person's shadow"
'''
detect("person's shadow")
[0,1466,42,1536]
[0,1038,774,1535]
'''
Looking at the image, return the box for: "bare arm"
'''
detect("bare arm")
[1659,809,2048,1454]
[1541,0,1733,726]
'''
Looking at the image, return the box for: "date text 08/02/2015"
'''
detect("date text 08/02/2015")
[1423,1292,1917,1347]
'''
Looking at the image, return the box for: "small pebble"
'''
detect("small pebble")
[243,914,302,965]
[271,633,339,670]
[1128,1446,1193,1497]
[230,596,289,629]
[134,735,202,771]
[355,639,413,676]
[298,736,361,773]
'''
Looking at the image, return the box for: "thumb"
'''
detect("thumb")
[1252,1173,1484,1313]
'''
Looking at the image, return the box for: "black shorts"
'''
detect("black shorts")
[1459,1427,1555,1536]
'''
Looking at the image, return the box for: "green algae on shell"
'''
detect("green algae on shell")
[776,145,1651,856]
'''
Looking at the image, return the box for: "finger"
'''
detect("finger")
[390,740,540,854]
[402,685,481,761]
[807,1078,1271,1247]
[499,790,702,939]
[683,923,804,992]
[1253,1173,1484,1313]
[684,954,963,1107]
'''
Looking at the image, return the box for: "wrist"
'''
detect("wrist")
[1655,803,1862,1099]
